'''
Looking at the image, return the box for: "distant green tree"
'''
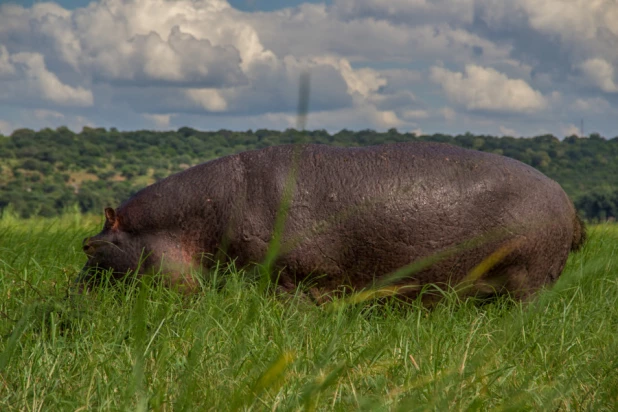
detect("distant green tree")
[2,126,618,219]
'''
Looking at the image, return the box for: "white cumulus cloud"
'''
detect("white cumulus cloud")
[499,126,518,136]
[0,49,93,107]
[143,113,173,129]
[0,119,12,135]
[87,26,246,87]
[563,124,583,137]
[34,109,65,120]
[430,65,548,113]
[579,58,618,93]
[249,4,511,66]
[571,97,612,113]
[185,89,228,112]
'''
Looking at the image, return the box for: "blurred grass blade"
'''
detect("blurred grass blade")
[259,71,310,289]
[297,70,311,131]
[124,278,149,411]
[232,351,295,410]
[0,305,32,374]
[252,350,295,394]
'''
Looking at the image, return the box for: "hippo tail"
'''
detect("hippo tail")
[571,213,587,252]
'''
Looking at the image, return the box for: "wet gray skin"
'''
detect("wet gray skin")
[75,142,586,303]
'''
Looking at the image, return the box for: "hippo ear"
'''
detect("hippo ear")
[104,207,116,225]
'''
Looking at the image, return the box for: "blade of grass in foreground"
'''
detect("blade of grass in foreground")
[259,71,310,291]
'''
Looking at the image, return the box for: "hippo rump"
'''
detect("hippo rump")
[77,142,586,302]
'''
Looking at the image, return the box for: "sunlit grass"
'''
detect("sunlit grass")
[0,215,617,410]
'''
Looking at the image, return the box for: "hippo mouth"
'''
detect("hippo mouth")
[72,262,134,294]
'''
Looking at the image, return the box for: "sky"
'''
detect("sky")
[0,0,617,138]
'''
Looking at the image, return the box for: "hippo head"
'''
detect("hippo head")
[75,207,200,294]
[76,207,150,291]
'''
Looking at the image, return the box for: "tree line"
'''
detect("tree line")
[0,126,616,221]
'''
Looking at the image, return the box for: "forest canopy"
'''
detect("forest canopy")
[0,126,616,221]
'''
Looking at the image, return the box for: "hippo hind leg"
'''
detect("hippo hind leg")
[474,262,531,301]
[474,242,570,302]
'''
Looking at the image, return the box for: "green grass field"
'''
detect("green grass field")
[0,214,617,411]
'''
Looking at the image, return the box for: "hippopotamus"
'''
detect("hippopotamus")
[77,142,586,302]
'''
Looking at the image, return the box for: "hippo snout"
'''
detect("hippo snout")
[82,237,96,257]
